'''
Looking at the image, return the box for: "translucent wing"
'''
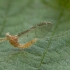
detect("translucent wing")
[17,22,52,43]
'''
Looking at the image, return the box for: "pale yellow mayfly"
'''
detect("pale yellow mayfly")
[0,22,52,49]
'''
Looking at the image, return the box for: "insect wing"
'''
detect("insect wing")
[18,22,52,43]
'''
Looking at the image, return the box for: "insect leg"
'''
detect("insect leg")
[0,38,7,42]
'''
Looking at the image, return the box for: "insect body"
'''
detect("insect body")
[5,32,38,48]
[0,22,52,49]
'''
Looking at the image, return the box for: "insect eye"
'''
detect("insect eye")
[5,32,11,37]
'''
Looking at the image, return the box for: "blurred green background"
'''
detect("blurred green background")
[0,0,70,70]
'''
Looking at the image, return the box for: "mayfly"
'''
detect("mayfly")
[0,22,52,49]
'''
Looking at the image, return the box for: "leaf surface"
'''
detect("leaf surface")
[0,0,70,70]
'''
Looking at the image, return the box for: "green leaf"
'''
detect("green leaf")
[0,0,70,70]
